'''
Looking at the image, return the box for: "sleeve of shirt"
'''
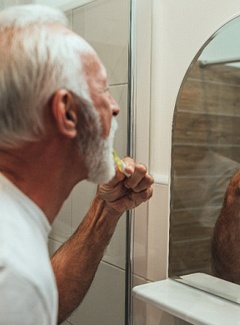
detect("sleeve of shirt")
[0,266,53,325]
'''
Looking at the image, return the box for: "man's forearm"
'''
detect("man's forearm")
[51,194,121,324]
[212,209,240,284]
[211,169,240,284]
[51,159,153,324]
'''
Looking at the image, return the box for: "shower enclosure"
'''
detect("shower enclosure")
[48,1,132,324]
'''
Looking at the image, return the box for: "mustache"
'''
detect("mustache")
[110,117,118,135]
[102,117,118,151]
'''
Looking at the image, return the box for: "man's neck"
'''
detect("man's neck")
[0,140,87,224]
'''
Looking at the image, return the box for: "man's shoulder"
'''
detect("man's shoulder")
[0,266,53,324]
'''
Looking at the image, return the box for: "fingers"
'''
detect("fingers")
[128,173,154,193]
[123,158,154,193]
[124,162,147,187]
[105,165,126,187]
[107,186,153,213]
[98,179,130,203]
[97,156,154,213]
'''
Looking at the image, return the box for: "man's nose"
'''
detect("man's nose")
[110,96,120,116]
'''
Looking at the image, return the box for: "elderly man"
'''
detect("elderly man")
[0,4,153,325]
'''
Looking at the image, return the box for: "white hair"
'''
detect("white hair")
[0,4,95,147]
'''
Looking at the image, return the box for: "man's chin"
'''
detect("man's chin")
[88,161,116,184]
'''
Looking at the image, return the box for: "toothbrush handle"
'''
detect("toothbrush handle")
[120,161,131,178]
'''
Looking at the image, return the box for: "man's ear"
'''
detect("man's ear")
[51,89,78,138]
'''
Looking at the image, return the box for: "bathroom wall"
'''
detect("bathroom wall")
[0,0,33,9]
[131,0,240,324]
[35,0,95,10]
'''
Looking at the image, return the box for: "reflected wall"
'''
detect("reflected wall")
[169,17,240,278]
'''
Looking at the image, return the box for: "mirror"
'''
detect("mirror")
[170,15,240,301]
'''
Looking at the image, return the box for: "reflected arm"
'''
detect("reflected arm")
[211,170,240,284]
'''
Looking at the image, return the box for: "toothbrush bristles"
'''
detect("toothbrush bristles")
[112,150,124,172]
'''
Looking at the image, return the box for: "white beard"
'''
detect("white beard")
[85,117,118,184]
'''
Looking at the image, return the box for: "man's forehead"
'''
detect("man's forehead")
[82,52,107,79]
[49,24,96,55]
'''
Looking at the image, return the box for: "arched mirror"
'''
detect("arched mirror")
[170,15,240,301]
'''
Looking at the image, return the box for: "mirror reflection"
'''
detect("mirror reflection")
[170,15,240,298]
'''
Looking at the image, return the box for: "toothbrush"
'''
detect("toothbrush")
[112,150,131,177]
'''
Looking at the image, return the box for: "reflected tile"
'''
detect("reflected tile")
[72,0,129,85]
[2,0,17,7]
[61,321,73,325]
[173,318,192,325]
[65,9,73,29]
[71,180,97,232]
[132,203,149,279]
[69,262,125,325]
[110,84,128,158]
[103,213,126,269]
[48,238,62,256]
[18,0,34,4]
[147,183,169,281]
[49,195,72,243]
[132,275,147,325]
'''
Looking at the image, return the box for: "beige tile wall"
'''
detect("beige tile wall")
[48,1,130,324]
[73,0,129,86]
[68,262,125,325]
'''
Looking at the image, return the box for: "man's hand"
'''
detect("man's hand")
[97,157,154,213]
[52,157,154,323]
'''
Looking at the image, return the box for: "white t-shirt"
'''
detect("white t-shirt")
[0,173,58,324]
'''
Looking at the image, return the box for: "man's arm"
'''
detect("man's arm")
[51,158,154,324]
[211,169,240,284]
